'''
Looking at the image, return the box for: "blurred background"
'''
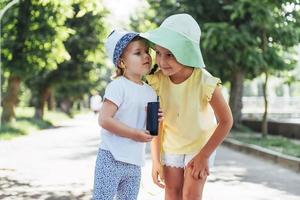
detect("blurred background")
[0,0,300,157]
[1,1,300,200]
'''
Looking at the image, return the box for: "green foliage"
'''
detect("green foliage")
[0,1,11,9]
[53,1,108,103]
[231,131,300,158]
[1,0,109,121]
[203,0,299,80]
[1,0,72,77]
[130,6,157,32]
[19,0,109,116]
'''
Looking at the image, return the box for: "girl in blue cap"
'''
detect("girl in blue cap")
[142,14,233,200]
[92,30,161,200]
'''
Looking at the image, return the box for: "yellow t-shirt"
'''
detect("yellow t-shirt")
[146,68,221,154]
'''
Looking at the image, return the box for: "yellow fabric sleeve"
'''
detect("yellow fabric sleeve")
[201,69,222,102]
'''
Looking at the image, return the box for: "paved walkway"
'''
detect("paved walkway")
[0,113,299,200]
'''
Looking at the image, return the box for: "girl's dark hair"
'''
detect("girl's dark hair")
[149,64,158,75]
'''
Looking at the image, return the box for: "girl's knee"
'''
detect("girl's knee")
[183,192,202,200]
[182,179,206,200]
[165,187,182,200]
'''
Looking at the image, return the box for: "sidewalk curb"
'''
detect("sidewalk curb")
[223,138,300,173]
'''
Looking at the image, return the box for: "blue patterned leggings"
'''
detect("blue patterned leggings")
[92,149,141,200]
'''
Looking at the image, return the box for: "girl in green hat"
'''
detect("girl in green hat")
[142,13,233,200]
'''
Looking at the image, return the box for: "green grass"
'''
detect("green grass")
[230,131,300,158]
[0,107,71,140]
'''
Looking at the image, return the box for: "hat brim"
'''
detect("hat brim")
[113,32,139,66]
[140,27,205,68]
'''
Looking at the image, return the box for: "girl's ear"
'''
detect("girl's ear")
[120,61,126,69]
[118,59,126,69]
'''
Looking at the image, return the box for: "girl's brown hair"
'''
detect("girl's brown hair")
[112,66,125,79]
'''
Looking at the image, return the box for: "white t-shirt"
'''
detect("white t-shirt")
[100,76,157,166]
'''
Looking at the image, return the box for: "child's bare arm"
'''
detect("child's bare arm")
[151,130,165,188]
[200,86,233,158]
[187,87,233,179]
[99,99,153,142]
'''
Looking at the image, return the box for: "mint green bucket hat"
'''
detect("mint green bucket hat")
[141,13,205,68]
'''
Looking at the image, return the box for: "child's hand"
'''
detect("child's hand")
[152,161,165,188]
[186,154,209,180]
[144,107,164,123]
[133,130,154,142]
[158,108,164,122]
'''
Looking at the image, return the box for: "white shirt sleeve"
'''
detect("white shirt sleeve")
[103,80,124,107]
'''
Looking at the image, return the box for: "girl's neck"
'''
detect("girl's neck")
[169,67,194,84]
[123,73,143,85]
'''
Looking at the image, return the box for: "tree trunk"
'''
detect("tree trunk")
[1,75,21,123]
[34,87,51,119]
[1,0,31,124]
[229,69,245,129]
[60,98,73,116]
[261,29,268,137]
[261,71,269,137]
[47,90,55,111]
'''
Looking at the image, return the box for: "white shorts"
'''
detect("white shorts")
[161,150,216,168]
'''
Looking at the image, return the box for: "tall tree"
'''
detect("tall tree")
[222,0,299,133]
[1,0,71,123]
[25,0,108,118]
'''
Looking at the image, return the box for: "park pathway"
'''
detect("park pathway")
[0,113,299,200]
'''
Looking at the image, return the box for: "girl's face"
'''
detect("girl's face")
[154,45,185,76]
[121,39,152,77]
